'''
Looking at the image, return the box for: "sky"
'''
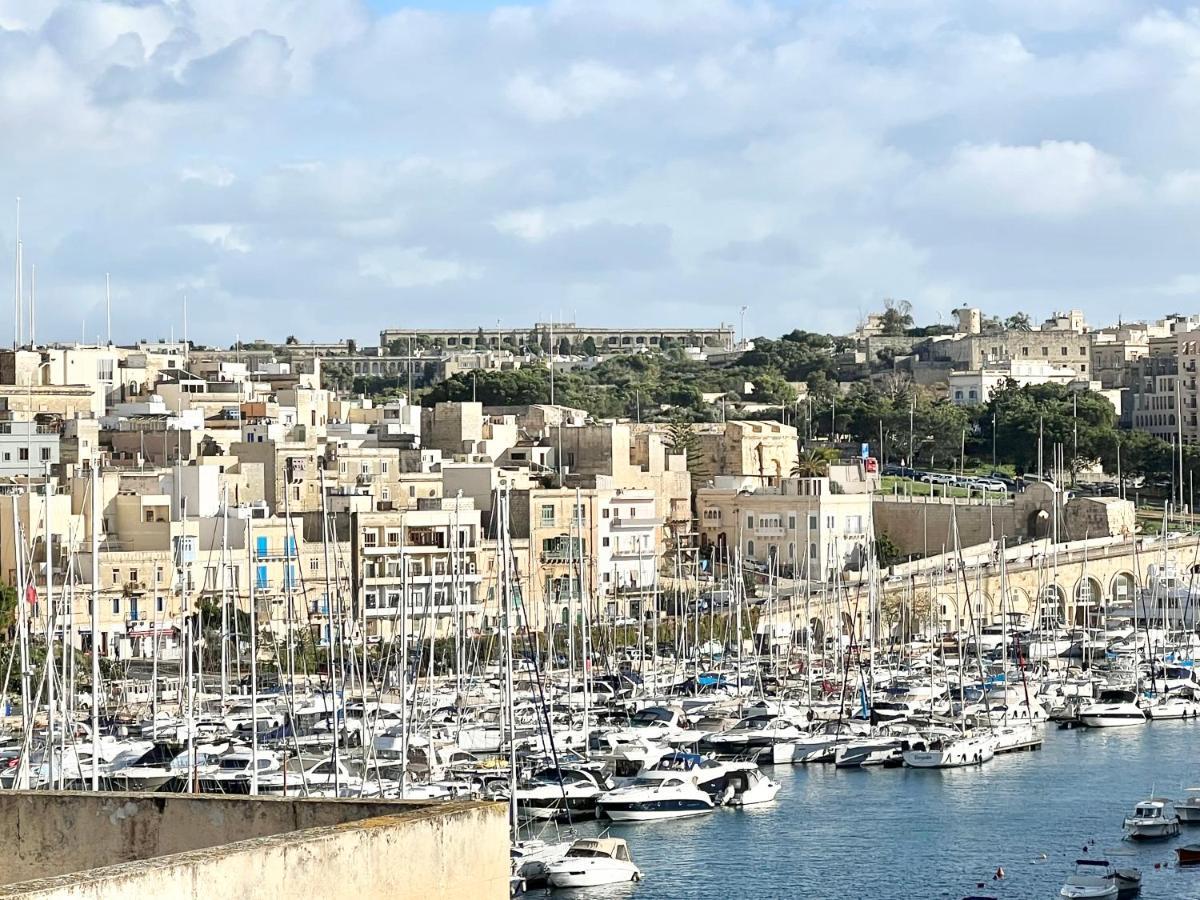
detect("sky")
[3,0,1200,345]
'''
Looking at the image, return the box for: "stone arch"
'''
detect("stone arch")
[840,611,853,636]
[1002,587,1031,618]
[1110,571,1135,606]
[1037,584,1066,628]
[1073,576,1103,626]
[935,594,960,629]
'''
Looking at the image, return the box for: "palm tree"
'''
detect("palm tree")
[791,447,839,477]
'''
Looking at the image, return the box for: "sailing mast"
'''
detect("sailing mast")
[89,459,101,791]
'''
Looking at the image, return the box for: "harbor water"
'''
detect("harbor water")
[532,722,1200,899]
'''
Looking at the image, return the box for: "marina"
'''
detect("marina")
[530,724,1200,899]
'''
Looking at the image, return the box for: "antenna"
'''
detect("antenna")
[29,263,34,348]
[15,239,22,348]
[105,273,111,345]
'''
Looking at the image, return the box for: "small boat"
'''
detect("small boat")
[1060,859,1118,899]
[1145,693,1200,720]
[1123,798,1180,840]
[1179,787,1200,823]
[545,837,642,887]
[719,763,781,807]
[1113,867,1142,898]
[1176,844,1200,866]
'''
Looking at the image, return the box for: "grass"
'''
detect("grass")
[878,475,972,499]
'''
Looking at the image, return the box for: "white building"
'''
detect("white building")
[948,361,1092,406]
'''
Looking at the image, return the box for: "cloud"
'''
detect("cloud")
[2,0,1200,342]
[914,140,1139,219]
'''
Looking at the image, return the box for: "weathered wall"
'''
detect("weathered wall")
[873,496,1025,557]
[0,794,508,900]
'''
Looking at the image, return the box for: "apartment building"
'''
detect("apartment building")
[695,477,874,581]
[350,499,484,641]
[1129,337,1180,441]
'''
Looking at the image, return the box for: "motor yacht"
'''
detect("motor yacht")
[544,838,642,887]
[597,775,716,821]
[1123,798,1180,840]
[513,766,612,821]
[1078,690,1145,728]
[1145,693,1200,720]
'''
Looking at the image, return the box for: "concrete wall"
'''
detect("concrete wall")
[0,793,506,900]
[872,496,1025,557]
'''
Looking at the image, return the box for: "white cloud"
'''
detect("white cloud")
[2,0,1200,342]
[917,141,1139,218]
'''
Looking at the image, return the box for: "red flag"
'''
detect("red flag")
[24,585,35,605]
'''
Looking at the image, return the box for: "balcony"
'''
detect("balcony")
[610,516,661,530]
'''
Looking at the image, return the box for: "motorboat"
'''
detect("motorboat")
[513,766,612,821]
[1176,787,1200,823]
[719,763,781,807]
[1059,858,1143,899]
[1123,798,1180,840]
[511,838,574,889]
[1177,844,1200,866]
[1059,859,1118,899]
[1144,693,1200,720]
[596,775,716,821]
[1078,690,1145,728]
[903,731,998,768]
[544,838,642,887]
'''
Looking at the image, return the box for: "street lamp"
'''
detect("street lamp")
[739,305,748,349]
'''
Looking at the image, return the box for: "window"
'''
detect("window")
[39,447,49,461]
[255,566,268,590]
[1021,347,1029,357]
[789,542,796,559]
[156,596,164,613]
[310,558,320,573]
[825,515,835,528]
[1042,346,1048,356]
[129,569,138,583]
[1080,346,1086,355]
[1060,346,1068,356]
[809,542,817,560]
[808,513,818,530]
[540,504,555,525]
[18,448,27,461]
[111,568,120,585]
[746,540,755,556]
[788,514,796,530]
[381,461,389,474]
[362,530,377,547]
[111,598,120,615]
[602,537,610,547]
[602,508,610,519]
[954,390,963,400]
[746,514,754,528]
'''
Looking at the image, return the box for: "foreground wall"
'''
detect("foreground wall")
[0,794,507,900]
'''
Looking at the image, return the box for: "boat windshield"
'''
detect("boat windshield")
[566,848,613,859]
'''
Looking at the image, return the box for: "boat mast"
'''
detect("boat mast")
[89,459,101,791]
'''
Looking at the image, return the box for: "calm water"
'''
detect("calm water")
[530,723,1200,900]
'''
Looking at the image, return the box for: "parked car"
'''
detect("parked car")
[919,472,956,485]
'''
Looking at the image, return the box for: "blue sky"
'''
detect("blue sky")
[0,0,1198,344]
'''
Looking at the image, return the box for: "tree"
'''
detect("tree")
[284,335,298,345]
[873,533,905,568]
[792,447,838,477]
[879,298,914,335]
[665,420,710,478]
[1004,313,1033,331]
[582,336,598,357]
[981,382,1117,474]
[557,337,572,357]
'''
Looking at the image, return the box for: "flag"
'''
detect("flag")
[24,585,36,605]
